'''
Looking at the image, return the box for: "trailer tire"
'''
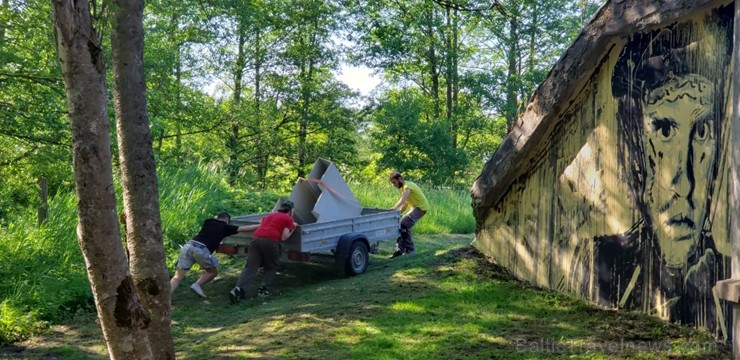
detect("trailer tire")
[345,240,369,276]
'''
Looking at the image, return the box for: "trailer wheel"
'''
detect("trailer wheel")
[345,240,369,276]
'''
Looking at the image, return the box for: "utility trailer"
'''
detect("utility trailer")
[219,158,401,275]
[221,208,400,275]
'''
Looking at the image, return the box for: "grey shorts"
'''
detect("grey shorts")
[176,242,219,270]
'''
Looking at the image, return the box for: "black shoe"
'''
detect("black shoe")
[257,286,271,298]
[369,243,379,254]
[229,287,242,304]
[390,250,403,259]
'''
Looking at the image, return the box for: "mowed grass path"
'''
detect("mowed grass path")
[4,234,730,359]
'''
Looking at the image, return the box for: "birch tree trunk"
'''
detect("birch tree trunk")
[50,0,153,358]
[0,0,7,48]
[110,0,174,358]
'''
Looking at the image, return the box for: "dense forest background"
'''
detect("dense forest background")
[0,0,599,223]
[0,0,600,345]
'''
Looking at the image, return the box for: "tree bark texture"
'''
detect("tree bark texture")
[37,177,48,225]
[50,0,153,358]
[0,0,7,49]
[227,31,246,185]
[425,6,440,119]
[505,17,519,131]
[110,0,174,358]
[297,58,314,178]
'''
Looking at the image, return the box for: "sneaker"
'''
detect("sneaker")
[389,250,403,259]
[229,287,242,304]
[257,286,271,298]
[190,283,207,298]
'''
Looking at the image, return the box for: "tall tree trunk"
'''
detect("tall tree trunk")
[171,11,182,163]
[111,0,174,358]
[228,32,246,185]
[505,16,519,131]
[254,28,269,189]
[425,4,440,119]
[37,177,48,226]
[156,128,164,153]
[297,58,314,178]
[445,5,460,152]
[0,0,7,48]
[50,1,153,358]
[579,0,587,26]
[451,7,459,151]
[445,6,452,128]
[174,47,182,162]
[527,2,539,74]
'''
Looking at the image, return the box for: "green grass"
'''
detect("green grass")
[3,235,729,359]
[156,164,281,263]
[0,191,89,345]
[0,164,279,345]
[0,165,470,345]
[351,182,475,234]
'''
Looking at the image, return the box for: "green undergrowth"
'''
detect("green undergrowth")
[0,164,277,345]
[3,234,729,359]
[351,182,475,234]
[0,165,473,345]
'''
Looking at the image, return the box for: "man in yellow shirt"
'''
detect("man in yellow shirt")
[389,171,430,258]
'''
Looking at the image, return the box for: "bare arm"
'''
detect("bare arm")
[237,224,259,232]
[281,224,298,241]
[280,210,298,241]
[309,178,345,199]
[390,188,411,212]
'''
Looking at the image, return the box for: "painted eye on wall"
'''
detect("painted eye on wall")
[651,118,677,141]
[693,120,711,141]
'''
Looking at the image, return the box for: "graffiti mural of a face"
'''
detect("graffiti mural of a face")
[641,74,716,268]
[604,8,733,337]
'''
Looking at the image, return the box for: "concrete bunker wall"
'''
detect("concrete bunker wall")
[474,4,734,340]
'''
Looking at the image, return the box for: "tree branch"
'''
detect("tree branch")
[0,72,62,85]
[0,72,66,96]
[0,129,69,146]
[431,0,508,17]
[0,145,39,167]
[159,122,223,139]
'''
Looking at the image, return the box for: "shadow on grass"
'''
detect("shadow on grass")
[0,319,108,360]
[3,234,731,359]
[173,235,729,359]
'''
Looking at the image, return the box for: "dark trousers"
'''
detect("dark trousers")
[236,237,280,292]
[395,208,426,253]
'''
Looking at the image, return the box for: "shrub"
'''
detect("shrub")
[0,301,46,345]
[0,164,472,344]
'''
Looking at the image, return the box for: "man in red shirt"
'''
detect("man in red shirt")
[229,201,297,303]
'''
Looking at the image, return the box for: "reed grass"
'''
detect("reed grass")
[350,182,475,234]
[0,165,471,345]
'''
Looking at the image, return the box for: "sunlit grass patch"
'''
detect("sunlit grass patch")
[390,302,425,313]
[5,233,731,360]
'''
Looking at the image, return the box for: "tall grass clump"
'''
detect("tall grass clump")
[350,182,475,234]
[152,163,282,260]
[0,191,90,345]
[0,163,281,345]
